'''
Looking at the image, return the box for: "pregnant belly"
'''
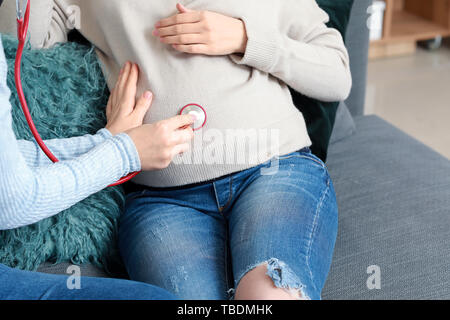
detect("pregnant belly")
[140,54,260,125]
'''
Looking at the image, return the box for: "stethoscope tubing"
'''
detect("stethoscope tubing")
[14,0,140,187]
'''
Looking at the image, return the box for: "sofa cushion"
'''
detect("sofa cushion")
[344,0,371,117]
[323,115,450,299]
[329,101,356,145]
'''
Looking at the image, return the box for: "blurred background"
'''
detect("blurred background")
[365,0,450,159]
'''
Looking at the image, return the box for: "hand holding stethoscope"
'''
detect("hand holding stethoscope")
[107,62,196,172]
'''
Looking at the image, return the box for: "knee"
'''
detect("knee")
[234,259,309,300]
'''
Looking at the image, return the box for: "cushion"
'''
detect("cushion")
[324,115,450,299]
[290,0,355,162]
[0,35,125,275]
[329,101,356,144]
[344,0,372,117]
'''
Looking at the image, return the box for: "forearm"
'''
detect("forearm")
[0,35,140,230]
[230,1,352,102]
[0,133,140,230]
[1,90,141,231]
[269,29,352,102]
[18,128,113,167]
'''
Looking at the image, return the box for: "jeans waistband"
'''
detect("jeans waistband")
[125,147,312,194]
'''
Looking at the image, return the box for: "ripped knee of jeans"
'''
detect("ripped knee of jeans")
[233,258,311,300]
[265,258,310,300]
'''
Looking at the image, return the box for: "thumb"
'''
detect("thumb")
[176,3,193,13]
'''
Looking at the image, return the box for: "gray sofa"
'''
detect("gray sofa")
[38,0,450,299]
[323,0,450,299]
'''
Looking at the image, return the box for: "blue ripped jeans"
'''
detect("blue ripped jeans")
[119,148,338,300]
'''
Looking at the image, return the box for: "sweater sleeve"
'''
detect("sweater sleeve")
[17,128,113,167]
[0,37,141,231]
[230,0,352,102]
[0,0,71,48]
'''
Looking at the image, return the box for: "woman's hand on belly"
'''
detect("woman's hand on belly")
[153,3,248,56]
[105,62,153,136]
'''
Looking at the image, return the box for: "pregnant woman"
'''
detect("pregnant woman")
[0,33,194,299]
[0,0,351,299]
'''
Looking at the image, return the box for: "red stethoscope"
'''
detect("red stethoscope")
[14,0,207,187]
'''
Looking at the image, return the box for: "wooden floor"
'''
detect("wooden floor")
[365,41,450,159]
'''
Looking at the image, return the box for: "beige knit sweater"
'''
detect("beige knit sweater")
[0,0,352,187]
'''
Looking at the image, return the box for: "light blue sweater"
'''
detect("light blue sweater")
[0,36,141,230]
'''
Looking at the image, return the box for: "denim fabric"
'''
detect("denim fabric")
[0,263,175,300]
[119,148,338,300]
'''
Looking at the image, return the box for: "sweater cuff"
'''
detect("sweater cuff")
[110,133,141,173]
[230,16,281,73]
[96,128,113,140]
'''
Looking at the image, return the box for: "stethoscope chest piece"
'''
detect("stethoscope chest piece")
[179,103,207,131]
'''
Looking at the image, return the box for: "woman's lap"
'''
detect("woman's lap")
[0,263,175,300]
[119,200,230,299]
[119,149,338,300]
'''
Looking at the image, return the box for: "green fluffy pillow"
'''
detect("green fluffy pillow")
[1,35,124,274]
[290,0,354,161]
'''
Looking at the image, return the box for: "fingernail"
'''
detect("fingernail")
[152,29,159,36]
[144,91,153,100]
[155,22,161,28]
